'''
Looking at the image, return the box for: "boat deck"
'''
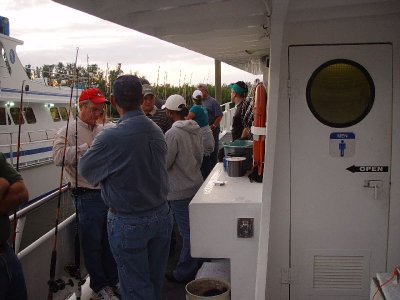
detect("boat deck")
[67,223,187,300]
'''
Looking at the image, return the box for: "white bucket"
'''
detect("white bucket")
[185,278,231,300]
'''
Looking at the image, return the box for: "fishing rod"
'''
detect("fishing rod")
[182,74,187,99]
[87,55,90,87]
[47,47,80,300]
[188,73,193,105]
[178,69,182,94]
[156,65,160,96]
[164,71,168,100]
[71,61,85,299]
[63,63,86,299]
[12,80,26,251]
[105,63,109,100]
[108,63,112,102]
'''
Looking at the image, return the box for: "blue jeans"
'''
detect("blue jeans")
[107,202,173,300]
[169,198,199,281]
[0,242,27,300]
[201,155,213,180]
[73,190,118,292]
[210,127,220,166]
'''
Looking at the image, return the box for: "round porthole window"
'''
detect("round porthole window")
[306,59,375,128]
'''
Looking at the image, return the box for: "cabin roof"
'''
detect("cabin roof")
[51,0,400,74]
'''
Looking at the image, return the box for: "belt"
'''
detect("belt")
[109,203,169,217]
[109,207,132,216]
[71,187,99,195]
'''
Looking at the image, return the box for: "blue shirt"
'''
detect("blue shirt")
[202,95,223,127]
[79,109,169,214]
[189,105,209,127]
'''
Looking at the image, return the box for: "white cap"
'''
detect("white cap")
[192,89,203,99]
[162,94,186,111]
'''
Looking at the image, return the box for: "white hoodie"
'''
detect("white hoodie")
[165,120,204,200]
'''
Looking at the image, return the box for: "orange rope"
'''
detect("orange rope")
[371,267,399,300]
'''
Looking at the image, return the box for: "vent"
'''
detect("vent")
[313,255,364,289]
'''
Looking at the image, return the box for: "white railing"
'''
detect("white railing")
[9,185,70,252]
[0,129,56,168]
[9,185,83,300]
[219,102,236,137]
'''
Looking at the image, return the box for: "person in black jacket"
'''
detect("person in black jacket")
[228,81,249,141]
[0,152,29,300]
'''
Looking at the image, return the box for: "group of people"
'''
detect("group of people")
[52,76,225,300]
[0,75,253,300]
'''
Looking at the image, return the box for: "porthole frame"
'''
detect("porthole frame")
[306,59,375,128]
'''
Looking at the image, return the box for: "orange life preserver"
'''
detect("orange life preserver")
[252,82,267,176]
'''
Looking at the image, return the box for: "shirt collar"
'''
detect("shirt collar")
[235,99,243,107]
[77,117,98,131]
[119,109,145,122]
[146,106,157,116]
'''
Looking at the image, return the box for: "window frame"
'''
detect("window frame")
[306,58,375,128]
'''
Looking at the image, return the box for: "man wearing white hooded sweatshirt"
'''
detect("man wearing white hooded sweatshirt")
[162,94,204,283]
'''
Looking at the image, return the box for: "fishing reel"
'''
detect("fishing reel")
[48,278,74,293]
[65,264,86,286]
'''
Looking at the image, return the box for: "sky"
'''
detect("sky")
[1,0,261,86]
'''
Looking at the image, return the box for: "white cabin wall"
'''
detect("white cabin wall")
[256,1,290,299]
[263,25,291,300]
[264,11,400,300]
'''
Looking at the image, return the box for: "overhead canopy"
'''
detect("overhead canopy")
[52,0,271,74]
[51,0,400,75]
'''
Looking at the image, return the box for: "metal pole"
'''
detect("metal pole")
[214,59,222,104]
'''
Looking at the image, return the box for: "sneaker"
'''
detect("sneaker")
[92,286,119,300]
[165,271,192,284]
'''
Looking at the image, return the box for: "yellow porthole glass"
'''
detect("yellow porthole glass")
[306,59,374,128]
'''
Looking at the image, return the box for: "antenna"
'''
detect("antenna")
[86,55,90,87]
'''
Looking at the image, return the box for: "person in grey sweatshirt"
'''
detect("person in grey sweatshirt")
[162,94,204,283]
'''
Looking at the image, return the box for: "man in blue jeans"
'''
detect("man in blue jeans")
[79,75,173,300]
[53,88,119,300]
[0,152,29,300]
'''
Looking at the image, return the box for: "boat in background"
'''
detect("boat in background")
[0,19,86,300]
[0,19,78,200]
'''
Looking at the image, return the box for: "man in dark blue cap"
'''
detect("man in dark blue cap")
[79,75,173,300]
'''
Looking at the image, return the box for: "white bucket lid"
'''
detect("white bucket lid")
[226,157,246,161]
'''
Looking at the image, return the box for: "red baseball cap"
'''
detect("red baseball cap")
[79,88,108,104]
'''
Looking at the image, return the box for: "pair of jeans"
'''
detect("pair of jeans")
[200,155,213,180]
[210,127,220,166]
[169,198,199,282]
[107,202,173,300]
[73,190,118,293]
[0,242,27,300]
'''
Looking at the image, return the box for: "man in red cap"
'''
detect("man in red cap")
[52,88,119,300]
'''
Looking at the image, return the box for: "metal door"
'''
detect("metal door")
[289,44,392,299]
